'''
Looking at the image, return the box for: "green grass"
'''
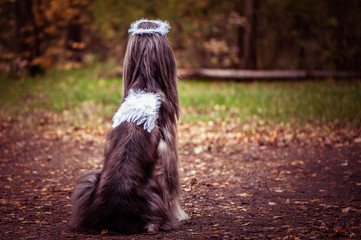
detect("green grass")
[178,79,361,125]
[1,66,360,126]
[0,64,121,125]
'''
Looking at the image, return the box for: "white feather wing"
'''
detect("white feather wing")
[112,89,161,133]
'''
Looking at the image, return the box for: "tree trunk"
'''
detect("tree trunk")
[13,0,42,77]
[243,0,257,69]
[235,0,244,62]
[328,0,361,71]
[67,22,84,63]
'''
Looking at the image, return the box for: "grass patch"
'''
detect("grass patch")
[178,79,361,125]
[1,66,360,126]
[0,64,121,124]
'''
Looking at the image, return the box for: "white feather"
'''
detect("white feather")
[112,89,161,133]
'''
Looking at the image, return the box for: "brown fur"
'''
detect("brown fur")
[70,20,187,234]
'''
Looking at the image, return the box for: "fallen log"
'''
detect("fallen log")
[178,69,360,80]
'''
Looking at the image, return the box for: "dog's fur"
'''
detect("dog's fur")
[70,20,187,234]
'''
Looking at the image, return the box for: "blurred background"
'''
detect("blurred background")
[0,0,360,127]
[1,0,361,78]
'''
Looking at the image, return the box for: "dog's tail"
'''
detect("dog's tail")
[69,170,101,232]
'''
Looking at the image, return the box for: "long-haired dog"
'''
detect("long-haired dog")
[70,19,188,234]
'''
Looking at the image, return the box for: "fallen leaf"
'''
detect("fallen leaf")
[238,193,251,197]
[341,207,357,213]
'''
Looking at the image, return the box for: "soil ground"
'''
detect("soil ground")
[1,114,361,239]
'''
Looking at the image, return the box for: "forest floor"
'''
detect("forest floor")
[1,111,361,239]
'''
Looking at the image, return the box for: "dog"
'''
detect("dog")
[70,19,188,234]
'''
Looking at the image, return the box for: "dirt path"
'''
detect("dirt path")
[1,115,361,239]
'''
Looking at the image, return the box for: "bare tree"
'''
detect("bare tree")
[243,0,257,69]
[13,0,42,77]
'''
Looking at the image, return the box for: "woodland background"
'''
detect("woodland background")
[1,0,361,79]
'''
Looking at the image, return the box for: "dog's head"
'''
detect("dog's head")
[122,19,178,116]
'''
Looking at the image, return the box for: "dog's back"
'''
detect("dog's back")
[70,120,180,233]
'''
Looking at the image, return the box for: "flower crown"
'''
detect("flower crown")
[128,19,170,36]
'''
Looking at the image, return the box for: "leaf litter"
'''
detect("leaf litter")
[0,110,361,239]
